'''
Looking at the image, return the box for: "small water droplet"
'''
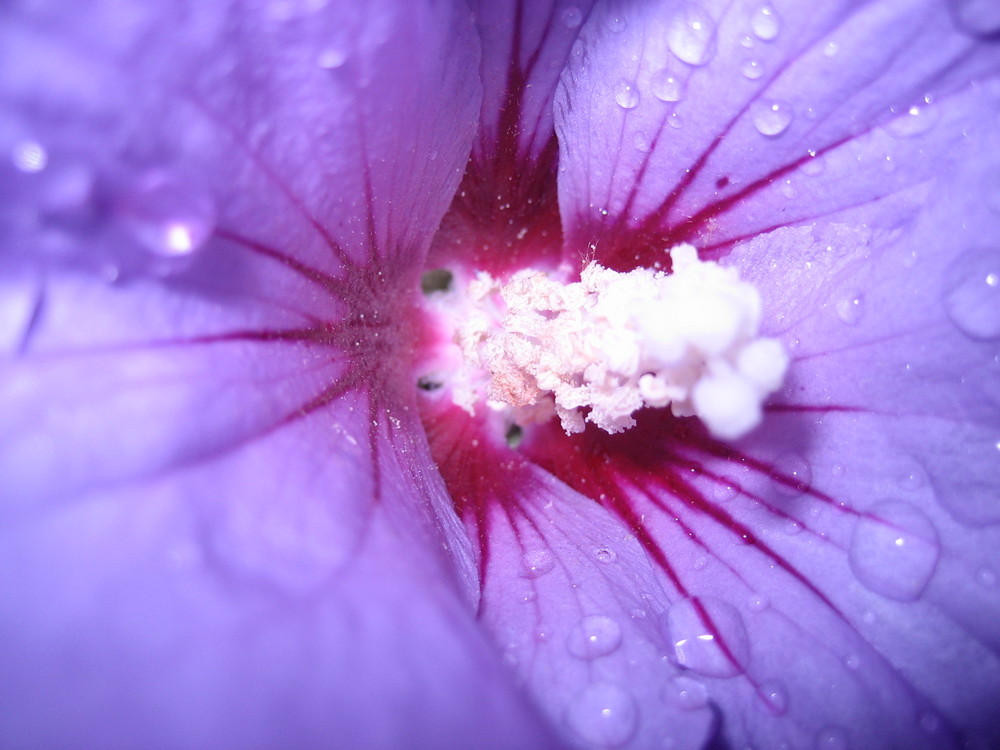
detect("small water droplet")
[747,592,770,612]
[666,597,749,678]
[522,549,555,578]
[739,34,755,49]
[784,519,803,535]
[564,683,638,747]
[593,546,618,564]
[815,726,850,750]
[886,101,939,138]
[665,675,708,710]
[977,567,997,587]
[630,607,647,620]
[615,80,640,109]
[771,453,812,497]
[741,59,764,79]
[692,555,708,571]
[12,140,48,173]
[849,500,940,601]
[561,6,584,28]
[942,247,1000,339]
[758,681,788,715]
[823,41,840,57]
[950,0,1000,35]
[567,615,624,660]
[667,3,717,66]
[606,14,627,32]
[835,293,866,325]
[117,171,216,258]
[779,180,797,199]
[650,69,683,102]
[751,99,793,136]
[667,112,683,129]
[632,131,652,152]
[844,653,861,670]
[534,626,552,642]
[712,481,738,501]
[521,589,538,603]
[751,5,781,41]
[317,46,348,69]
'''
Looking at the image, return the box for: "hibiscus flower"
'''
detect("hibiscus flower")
[1,0,998,749]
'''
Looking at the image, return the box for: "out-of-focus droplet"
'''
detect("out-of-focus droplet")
[566,615,624,660]
[849,500,940,601]
[835,293,865,325]
[521,549,555,578]
[752,99,793,136]
[606,14,627,32]
[650,69,683,102]
[561,6,584,28]
[117,171,216,258]
[667,3,717,66]
[0,273,42,355]
[11,140,48,173]
[317,46,348,69]
[666,597,749,678]
[823,41,840,56]
[751,5,781,41]
[615,80,640,109]
[885,100,939,138]
[564,684,638,747]
[942,247,1000,339]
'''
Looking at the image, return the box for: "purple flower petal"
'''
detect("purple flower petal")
[1,1,567,746]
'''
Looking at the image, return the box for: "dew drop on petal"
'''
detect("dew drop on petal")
[606,14,627,32]
[757,681,789,715]
[771,452,812,497]
[849,500,940,601]
[567,615,624,660]
[665,676,708,710]
[666,597,749,678]
[835,293,865,325]
[667,3,717,66]
[11,140,48,172]
[614,80,640,109]
[950,0,1000,35]
[823,41,840,57]
[117,172,216,258]
[593,546,618,563]
[564,683,638,748]
[317,46,348,69]
[942,247,1000,339]
[815,726,850,750]
[885,101,939,138]
[521,549,555,578]
[650,69,683,102]
[741,59,764,79]
[751,5,781,41]
[561,6,584,28]
[752,99,793,136]
[747,592,770,612]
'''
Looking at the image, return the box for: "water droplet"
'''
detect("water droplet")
[977,567,997,587]
[780,180,797,199]
[835,293,865,325]
[665,675,708,710]
[561,6,584,28]
[520,589,538,603]
[615,80,640,109]
[632,131,652,152]
[564,683,638,747]
[771,453,812,497]
[849,500,940,601]
[751,99,793,136]
[747,592,770,612]
[692,555,708,570]
[666,597,749,677]
[667,3,717,66]
[650,69,683,102]
[567,615,624,660]
[885,101,939,138]
[534,626,552,642]
[117,171,216,258]
[815,726,850,750]
[522,549,555,578]
[0,273,42,354]
[712,480,738,501]
[751,5,781,41]
[950,0,1000,35]
[593,546,618,563]
[942,247,1000,339]
[823,41,840,57]
[606,14,627,33]
[667,112,683,129]
[317,46,348,69]
[800,152,824,175]
[758,681,788,715]
[740,34,755,48]
[741,59,764,79]
[11,140,48,173]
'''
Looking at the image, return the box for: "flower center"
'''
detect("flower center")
[418,245,787,441]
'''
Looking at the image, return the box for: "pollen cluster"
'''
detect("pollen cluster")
[434,245,788,440]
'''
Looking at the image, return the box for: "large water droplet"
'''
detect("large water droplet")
[564,684,638,747]
[665,675,708,710]
[614,80,640,109]
[942,247,1000,339]
[752,99,793,136]
[117,172,216,258]
[950,0,1000,35]
[650,69,683,102]
[771,452,812,497]
[567,615,624,660]
[849,500,940,601]
[666,597,749,677]
[667,4,717,66]
[521,549,555,578]
[751,5,781,41]
[561,6,584,28]
[757,680,788,715]
[835,293,866,325]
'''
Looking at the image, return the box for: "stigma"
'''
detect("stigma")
[420,245,788,441]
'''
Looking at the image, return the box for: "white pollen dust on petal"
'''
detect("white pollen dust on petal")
[430,245,788,441]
